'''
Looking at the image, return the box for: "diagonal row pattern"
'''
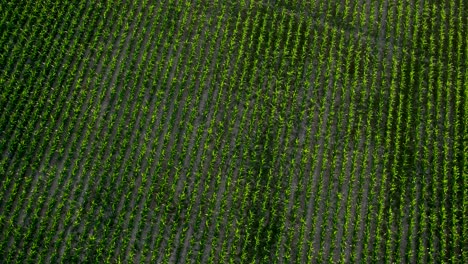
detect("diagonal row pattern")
[0,0,466,263]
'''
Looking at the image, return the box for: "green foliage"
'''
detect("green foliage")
[0,0,465,263]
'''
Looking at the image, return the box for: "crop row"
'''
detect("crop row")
[0,0,465,263]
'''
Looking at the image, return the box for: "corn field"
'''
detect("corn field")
[0,0,466,263]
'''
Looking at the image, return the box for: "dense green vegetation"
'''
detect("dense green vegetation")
[0,0,466,263]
